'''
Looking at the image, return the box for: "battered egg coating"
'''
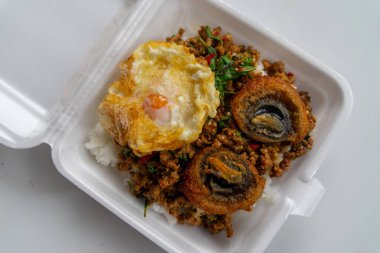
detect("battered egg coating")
[231,76,309,144]
[183,147,265,214]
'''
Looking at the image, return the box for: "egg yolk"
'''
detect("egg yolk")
[143,94,171,125]
[147,94,168,109]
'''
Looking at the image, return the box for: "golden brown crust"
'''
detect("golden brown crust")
[231,76,309,144]
[98,57,135,147]
[183,147,265,214]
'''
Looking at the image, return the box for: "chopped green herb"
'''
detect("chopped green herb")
[207,214,218,222]
[147,163,157,173]
[214,75,226,98]
[218,55,233,66]
[179,153,189,162]
[207,46,216,54]
[127,180,134,191]
[235,130,243,138]
[242,57,253,66]
[240,66,256,72]
[218,115,231,128]
[122,147,132,158]
[218,121,226,128]
[210,58,216,71]
[212,55,255,99]
[144,198,148,217]
[240,57,255,72]
[178,153,189,166]
[221,115,232,121]
[198,37,207,46]
[205,26,223,44]
[187,42,195,48]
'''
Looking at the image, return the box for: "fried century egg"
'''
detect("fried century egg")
[98,41,220,156]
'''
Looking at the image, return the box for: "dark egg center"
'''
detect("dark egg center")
[248,99,291,140]
[203,153,252,198]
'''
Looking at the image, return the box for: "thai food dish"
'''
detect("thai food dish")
[86,26,316,237]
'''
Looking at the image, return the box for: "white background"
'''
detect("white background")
[1,0,379,252]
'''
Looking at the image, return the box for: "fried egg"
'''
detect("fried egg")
[98,41,220,156]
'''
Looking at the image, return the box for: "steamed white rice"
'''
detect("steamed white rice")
[261,174,279,204]
[254,62,268,76]
[85,123,121,167]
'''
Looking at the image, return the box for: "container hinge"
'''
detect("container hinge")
[288,177,325,217]
[44,104,74,146]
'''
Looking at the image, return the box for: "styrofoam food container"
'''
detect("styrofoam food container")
[0,0,353,252]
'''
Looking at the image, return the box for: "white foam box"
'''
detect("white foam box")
[0,0,353,252]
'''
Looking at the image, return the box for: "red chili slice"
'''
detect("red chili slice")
[249,143,260,151]
[139,152,158,164]
[205,54,215,65]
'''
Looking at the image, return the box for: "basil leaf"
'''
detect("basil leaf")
[207,46,216,54]
[219,55,233,65]
[212,55,255,99]
[210,58,216,71]
[241,66,255,72]
[242,57,253,66]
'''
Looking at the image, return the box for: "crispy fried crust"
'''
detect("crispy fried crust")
[183,147,265,214]
[98,58,136,147]
[231,76,309,143]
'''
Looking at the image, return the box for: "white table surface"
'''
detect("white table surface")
[1,0,379,252]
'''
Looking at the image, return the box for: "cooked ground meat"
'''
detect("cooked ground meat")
[117,26,316,237]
